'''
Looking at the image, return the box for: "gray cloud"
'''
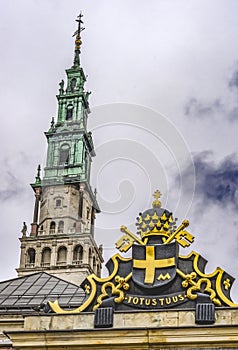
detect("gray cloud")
[182,152,238,210]
[184,62,238,121]
[184,98,223,119]
[229,67,238,90]
[1,153,32,202]
[228,106,238,121]
[228,65,238,121]
[1,170,26,201]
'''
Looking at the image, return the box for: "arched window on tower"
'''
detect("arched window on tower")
[66,104,73,121]
[57,246,67,265]
[26,248,35,268]
[59,145,70,166]
[93,256,96,272]
[56,199,62,208]
[49,221,56,234]
[89,248,92,267]
[41,247,51,267]
[86,207,90,220]
[73,245,83,265]
[70,78,76,92]
[39,224,44,235]
[58,220,64,234]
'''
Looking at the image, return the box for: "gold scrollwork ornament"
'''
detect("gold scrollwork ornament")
[93,273,132,311]
[186,277,221,306]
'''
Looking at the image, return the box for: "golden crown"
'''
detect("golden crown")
[136,190,177,239]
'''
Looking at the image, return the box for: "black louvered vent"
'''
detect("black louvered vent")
[94,307,114,328]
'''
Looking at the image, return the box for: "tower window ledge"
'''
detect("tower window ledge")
[68,229,76,234]
[41,263,50,267]
[56,261,66,266]
[72,260,82,265]
[63,164,77,169]
[44,166,63,170]
[58,164,69,168]
[25,263,35,268]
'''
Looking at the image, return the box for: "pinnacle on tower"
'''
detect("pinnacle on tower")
[34,165,41,186]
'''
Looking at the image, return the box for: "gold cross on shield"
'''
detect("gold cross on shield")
[133,246,175,284]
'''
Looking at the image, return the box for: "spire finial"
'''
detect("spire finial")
[72,12,85,67]
[152,190,162,208]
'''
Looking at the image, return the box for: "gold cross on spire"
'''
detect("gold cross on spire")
[73,13,85,52]
[152,189,161,208]
[72,12,85,67]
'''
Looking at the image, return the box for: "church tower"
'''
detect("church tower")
[17,14,103,285]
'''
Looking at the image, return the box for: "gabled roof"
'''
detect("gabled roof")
[0,272,85,313]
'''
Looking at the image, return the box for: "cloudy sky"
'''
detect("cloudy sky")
[1,1,238,301]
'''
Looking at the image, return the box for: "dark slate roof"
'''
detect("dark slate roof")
[0,272,85,312]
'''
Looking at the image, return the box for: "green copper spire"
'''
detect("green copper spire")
[42,13,96,189]
[72,13,85,68]
[20,15,102,283]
